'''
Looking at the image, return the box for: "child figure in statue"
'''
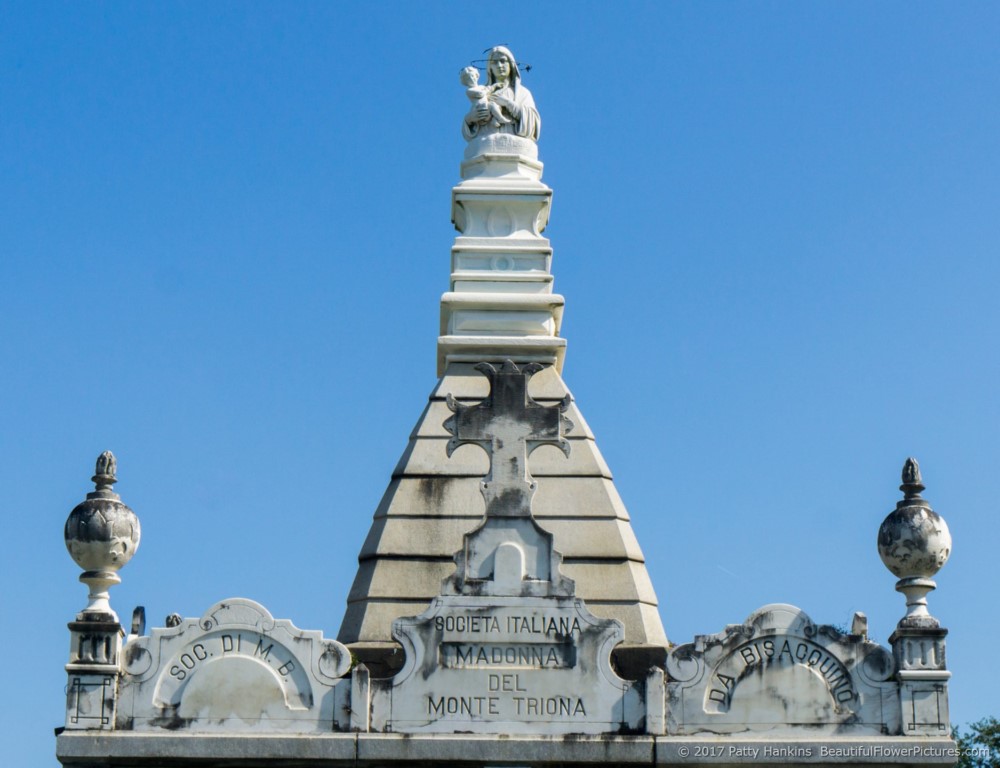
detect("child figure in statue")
[460,66,511,128]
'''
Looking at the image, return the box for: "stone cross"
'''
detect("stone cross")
[445,361,572,517]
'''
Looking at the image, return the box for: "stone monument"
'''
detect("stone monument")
[56,46,958,767]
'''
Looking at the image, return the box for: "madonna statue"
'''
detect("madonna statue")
[462,46,540,143]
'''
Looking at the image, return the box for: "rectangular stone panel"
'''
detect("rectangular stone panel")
[356,732,653,764]
[448,309,556,336]
[453,251,552,273]
[372,476,628,520]
[348,559,657,604]
[381,595,644,734]
[452,279,553,294]
[358,517,644,560]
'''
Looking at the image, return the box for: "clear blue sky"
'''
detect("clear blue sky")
[3,3,998,763]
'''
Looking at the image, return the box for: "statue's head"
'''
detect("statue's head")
[486,46,520,86]
[460,66,479,87]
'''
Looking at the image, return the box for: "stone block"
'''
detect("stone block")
[356,733,654,764]
[391,436,612,478]
[347,558,657,605]
[437,335,568,375]
[358,516,644,560]
[370,476,624,520]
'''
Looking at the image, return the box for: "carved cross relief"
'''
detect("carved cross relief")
[445,360,573,518]
[442,361,575,596]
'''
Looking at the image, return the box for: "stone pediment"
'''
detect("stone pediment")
[666,604,899,736]
[374,594,652,734]
[117,599,352,733]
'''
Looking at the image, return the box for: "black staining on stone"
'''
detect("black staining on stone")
[124,643,145,668]
[130,606,145,637]
[348,644,404,679]
[416,477,449,508]
[611,645,668,681]
[165,613,182,628]
[150,705,192,731]
[64,499,136,542]
[486,486,532,517]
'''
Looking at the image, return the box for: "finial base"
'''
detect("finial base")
[895,576,939,628]
[78,570,122,622]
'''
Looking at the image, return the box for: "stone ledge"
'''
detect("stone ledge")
[56,733,958,767]
[656,739,958,767]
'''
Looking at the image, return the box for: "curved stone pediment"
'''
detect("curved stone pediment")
[117,599,352,733]
[666,604,899,736]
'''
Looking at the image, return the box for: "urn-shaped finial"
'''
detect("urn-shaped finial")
[64,451,141,621]
[877,458,951,627]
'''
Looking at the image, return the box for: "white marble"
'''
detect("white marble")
[666,605,900,736]
[374,595,644,734]
[117,599,352,733]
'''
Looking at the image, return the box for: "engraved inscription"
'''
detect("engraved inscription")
[706,636,856,712]
[388,596,638,732]
[425,673,586,720]
[154,630,304,708]
[440,642,573,668]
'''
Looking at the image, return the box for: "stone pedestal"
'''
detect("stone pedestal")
[64,618,123,730]
[891,625,950,735]
[439,141,564,375]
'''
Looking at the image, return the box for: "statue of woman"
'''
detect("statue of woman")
[462,46,540,143]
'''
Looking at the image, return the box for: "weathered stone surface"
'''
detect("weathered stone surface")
[342,359,665,649]
[347,559,656,603]
[56,731,961,767]
[117,599,352,733]
[358,516,645,560]
[666,604,899,736]
[374,595,644,734]
[371,476,628,520]
[392,435,612,477]
[413,398,595,440]
[340,595,668,647]
[435,361,570,399]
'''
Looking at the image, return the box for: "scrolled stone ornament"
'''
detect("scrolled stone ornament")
[64,451,141,621]
[877,457,951,628]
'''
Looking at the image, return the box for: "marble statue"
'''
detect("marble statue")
[460,66,511,128]
[462,46,540,142]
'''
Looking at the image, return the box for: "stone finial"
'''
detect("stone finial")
[64,451,141,622]
[92,450,117,492]
[877,458,951,628]
[900,457,924,498]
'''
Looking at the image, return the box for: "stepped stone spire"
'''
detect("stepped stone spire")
[440,45,563,375]
[339,47,667,671]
